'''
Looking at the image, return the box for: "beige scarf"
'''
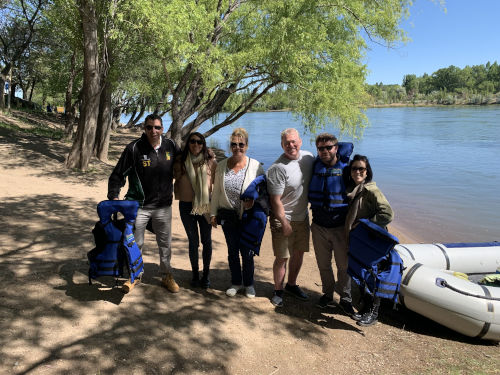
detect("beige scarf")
[185,152,210,215]
[345,182,365,241]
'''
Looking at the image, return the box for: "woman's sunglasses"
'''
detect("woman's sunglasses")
[230,142,246,148]
[189,139,203,145]
[351,167,366,172]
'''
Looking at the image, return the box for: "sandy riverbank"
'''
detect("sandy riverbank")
[0,113,497,374]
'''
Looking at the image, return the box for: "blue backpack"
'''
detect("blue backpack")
[88,200,144,285]
[348,219,403,302]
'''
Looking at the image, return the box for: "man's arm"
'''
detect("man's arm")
[270,194,292,237]
[108,147,132,200]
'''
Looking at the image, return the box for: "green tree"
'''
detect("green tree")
[431,65,463,92]
[0,0,47,111]
[44,0,410,170]
[115,0,410,150]
[402,74,418,98]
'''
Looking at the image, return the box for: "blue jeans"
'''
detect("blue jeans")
[179,201,212,274]
[221,218,254,287]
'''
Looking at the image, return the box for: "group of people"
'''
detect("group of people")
[108,114,394,327]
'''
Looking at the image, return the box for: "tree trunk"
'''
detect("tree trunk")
[11,82,18,101]
[65,0,101,170]
[169,117,183,146]
[16,73,27,100]
[7,66,12,110]
[0,62,11,112]
[130,98,146,127]
[64,50,78,139]
[94,80,112,162]
[125,108,137,127]
[111,106,123,130]
[28,79,36,102]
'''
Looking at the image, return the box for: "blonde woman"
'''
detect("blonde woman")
[210,128,264,298]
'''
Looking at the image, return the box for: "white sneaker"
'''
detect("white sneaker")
[226,285,242,297]
[245,285,256,298]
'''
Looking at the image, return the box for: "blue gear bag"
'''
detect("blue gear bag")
[88,200,144,285]
[348,218,403,302]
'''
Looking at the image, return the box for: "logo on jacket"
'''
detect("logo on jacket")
[166,152,171,160]
[142,155,151,167]
[329,168,342,176]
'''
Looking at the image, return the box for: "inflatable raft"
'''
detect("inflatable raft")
[395,242,500,341]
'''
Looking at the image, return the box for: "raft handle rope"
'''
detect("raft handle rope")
[435,278,500,301]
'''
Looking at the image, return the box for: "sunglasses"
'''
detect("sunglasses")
[189,139,203,145]
[317,145,335,152]
[351,167,366,172]
[230,142,246,148]
[145,125,162,131]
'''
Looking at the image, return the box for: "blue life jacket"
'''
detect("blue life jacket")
[347,218,403,302]
[239,175,269,255]
[308,142,353,211]
[88,200,144,284]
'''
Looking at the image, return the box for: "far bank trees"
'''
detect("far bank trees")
[369,62,500,105]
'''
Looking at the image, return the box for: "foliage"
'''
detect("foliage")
[0,0,48,109]
[4,0,412,168]
[121,0,410,141]
[367,61,500,105]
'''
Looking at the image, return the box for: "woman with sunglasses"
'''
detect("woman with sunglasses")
[174,132,217,288]
[345,154,394,327]
[210,128,264,298]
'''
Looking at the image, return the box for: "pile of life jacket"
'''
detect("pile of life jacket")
[87,200,144,285]
[348,218,404,302]
[239,175,270,256]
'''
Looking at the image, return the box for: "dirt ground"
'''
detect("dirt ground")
[0,111,498,375]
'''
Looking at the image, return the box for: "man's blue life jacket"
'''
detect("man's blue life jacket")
[308,142,353,211]
[348,218,403,302]
[239,175,269,256]
[88,200,144,285]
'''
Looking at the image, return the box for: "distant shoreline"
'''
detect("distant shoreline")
[367,102,500,108]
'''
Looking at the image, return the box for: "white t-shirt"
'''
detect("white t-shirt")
[266,150,314,221]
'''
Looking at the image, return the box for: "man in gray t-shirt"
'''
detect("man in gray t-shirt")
[266,128,314,307]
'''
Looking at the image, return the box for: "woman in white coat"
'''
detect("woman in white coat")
[210,128,264,298]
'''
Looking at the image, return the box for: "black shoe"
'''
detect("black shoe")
[200,276,210,289]
[339,300,355,317]
[316,294,335,309]
[356,310,378,326]
[352,303,370,321]
[285,283,309,301]
[352,309,366,321]
[190,272,200,287]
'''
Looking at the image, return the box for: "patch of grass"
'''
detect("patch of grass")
[0,120,64,140]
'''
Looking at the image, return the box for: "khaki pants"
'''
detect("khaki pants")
[270,217,310,258]
[311,222,351,303]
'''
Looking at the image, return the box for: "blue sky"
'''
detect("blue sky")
[365,0,500,85]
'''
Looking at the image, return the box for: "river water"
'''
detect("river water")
[124,106,500,243]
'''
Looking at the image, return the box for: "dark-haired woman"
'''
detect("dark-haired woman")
[174,132,217,288]
[345,154,394,326]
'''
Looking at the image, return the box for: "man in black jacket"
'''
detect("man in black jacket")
[108,114,181,293]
